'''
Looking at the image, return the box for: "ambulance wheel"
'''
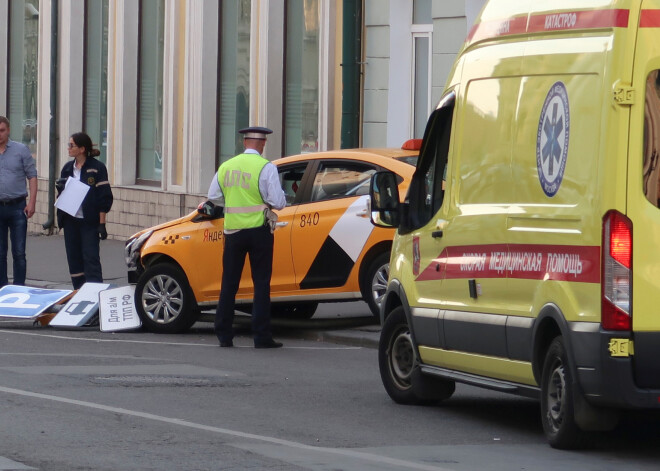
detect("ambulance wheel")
[379,306,454,404]
[540,336,586,449]
[135,263,199,334]
[363,252,390,319]
[271,302,318,320]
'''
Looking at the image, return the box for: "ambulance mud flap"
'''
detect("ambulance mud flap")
[411,367,455,402]
[572,387,619,432]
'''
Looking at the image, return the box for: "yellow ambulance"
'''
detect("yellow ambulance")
[370,0,660,449]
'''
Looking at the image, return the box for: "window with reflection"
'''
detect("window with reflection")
[8,0,40,157]
[278,163,308,206]
[408,94,454,230]
[137,0,165,184]
[284,0,320,156]
[644,70,660,207]
[84,0,109,164]
[310,162,377,202]
[412,0,432,139]
[216,0,251,167]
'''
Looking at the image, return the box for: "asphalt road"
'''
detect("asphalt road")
[1,320,660,471]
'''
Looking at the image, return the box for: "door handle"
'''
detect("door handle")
[355,209,368,218]
[276,222,288,227]
[432,230,443,238]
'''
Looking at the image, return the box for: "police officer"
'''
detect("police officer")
[208,126,286,348]
[57,132,113,290]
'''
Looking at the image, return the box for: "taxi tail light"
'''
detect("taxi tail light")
[602,210,632,331]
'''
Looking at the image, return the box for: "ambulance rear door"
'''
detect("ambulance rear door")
[627,2,660,387]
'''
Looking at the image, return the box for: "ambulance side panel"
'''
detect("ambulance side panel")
[507,36,610,325]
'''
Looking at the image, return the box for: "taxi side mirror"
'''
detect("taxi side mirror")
[369,171,401,228]
[197,201,224,219]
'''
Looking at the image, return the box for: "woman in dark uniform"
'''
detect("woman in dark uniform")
[57,132,113,289]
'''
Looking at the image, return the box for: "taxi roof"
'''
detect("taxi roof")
[277,147,418,165]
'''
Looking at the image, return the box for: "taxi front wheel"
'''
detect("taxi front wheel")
[135,263,200,334]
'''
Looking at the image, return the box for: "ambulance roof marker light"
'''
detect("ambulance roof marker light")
[401,139,422,151]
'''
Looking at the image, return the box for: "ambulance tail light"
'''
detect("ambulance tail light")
[602,210,632,331]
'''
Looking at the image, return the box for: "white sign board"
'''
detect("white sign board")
[0,286,72,319]
[99,286,142,332]
[49,283,111,327]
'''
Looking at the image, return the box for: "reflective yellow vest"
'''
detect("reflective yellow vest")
[218,153,269,230]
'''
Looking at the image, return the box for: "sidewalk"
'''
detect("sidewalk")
[10,233,128,290]
[8,233,380,348]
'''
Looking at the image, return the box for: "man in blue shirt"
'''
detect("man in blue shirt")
[0,116,38,287]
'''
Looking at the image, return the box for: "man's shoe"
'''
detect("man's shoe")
[219,340,233,347]
[254,339,283,349]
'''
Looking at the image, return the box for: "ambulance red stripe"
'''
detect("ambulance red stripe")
[527,9,629,32]
[416,244,600,283]
[467,9,630,43]
[640,9,660,27]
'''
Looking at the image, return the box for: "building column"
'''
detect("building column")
[0,0,7,114]
[183,0,219,194]
[58,0,85,171]
[107,0,139,186]
[254,0,285,158]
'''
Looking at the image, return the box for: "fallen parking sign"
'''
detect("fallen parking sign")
[0,286,72,319]
[99,286,142,332]
[49,283,112,328]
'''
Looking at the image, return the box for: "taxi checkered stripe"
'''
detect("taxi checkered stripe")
[162,235,180,245]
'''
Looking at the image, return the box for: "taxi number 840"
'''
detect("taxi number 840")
[299,212,320,227]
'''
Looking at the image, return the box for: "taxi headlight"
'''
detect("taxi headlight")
[125,230,153,269]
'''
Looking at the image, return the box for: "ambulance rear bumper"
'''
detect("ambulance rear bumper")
[571,328,660,409]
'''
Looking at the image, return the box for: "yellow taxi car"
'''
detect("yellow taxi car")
[125,141,419,333]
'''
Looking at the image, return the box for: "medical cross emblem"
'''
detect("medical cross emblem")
[537,82,570,197]
[542,103,563,176]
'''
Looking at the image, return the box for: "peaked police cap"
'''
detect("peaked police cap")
[239,126,273,140]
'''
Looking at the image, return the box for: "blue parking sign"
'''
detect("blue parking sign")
[0,286,72,319]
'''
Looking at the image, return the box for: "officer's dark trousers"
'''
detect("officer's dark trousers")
[63,218,103,290]
[215,225,274,344]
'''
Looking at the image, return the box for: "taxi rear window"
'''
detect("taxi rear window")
[395,155,419,166]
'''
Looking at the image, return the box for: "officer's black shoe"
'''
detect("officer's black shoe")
[254,339,283,349]
[219,340,233,348]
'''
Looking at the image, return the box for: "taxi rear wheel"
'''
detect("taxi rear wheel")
[135,263,200,333]
[362,252,390,319]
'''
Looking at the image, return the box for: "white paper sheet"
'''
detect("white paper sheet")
[54,177,90,217]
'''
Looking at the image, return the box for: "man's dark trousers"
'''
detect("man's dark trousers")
[215,224,274,344]
[0,199,27,287]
